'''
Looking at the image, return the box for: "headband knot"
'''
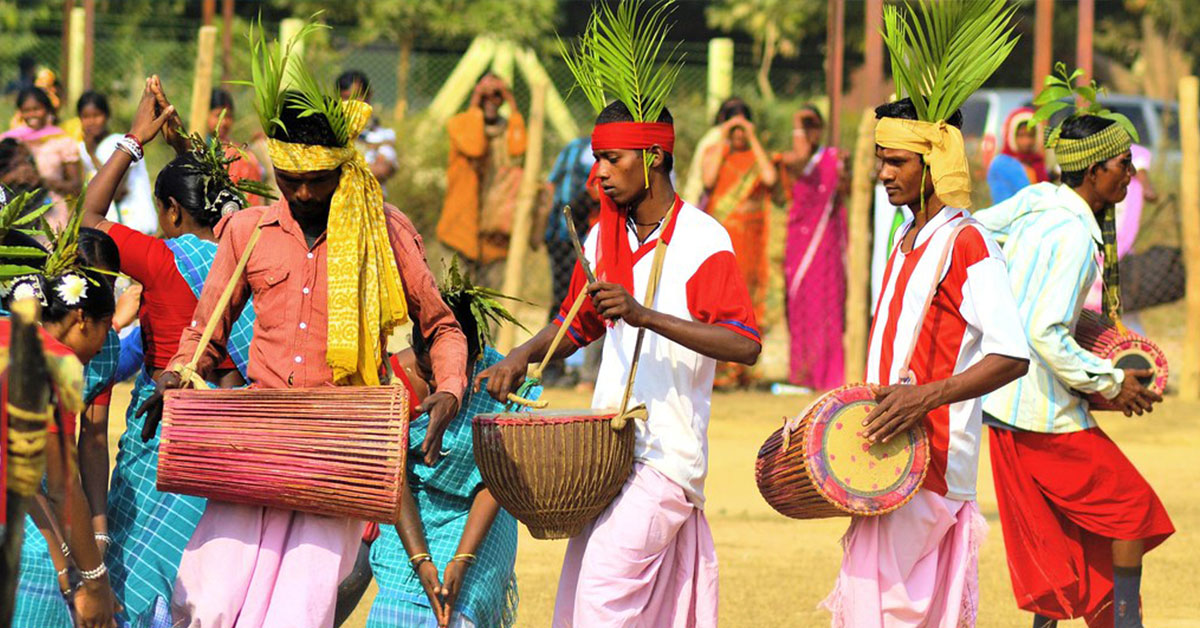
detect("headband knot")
[591,121,675,154]
[875,117,972,209]
[1046,123,1132,173]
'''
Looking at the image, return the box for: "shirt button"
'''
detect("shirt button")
[302,287,310,295]
[307,252,314,259]
[299,322,307,330]
[294,356,303,364]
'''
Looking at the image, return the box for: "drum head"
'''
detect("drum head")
[1114,352,1154,386]
[803,386,928,515]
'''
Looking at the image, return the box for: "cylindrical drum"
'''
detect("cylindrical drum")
[756,385,929,519]
[473,410,634,540]
[158,386,409,522]
[1074,310,1169,411]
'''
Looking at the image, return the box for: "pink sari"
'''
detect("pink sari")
[784,147,846,390]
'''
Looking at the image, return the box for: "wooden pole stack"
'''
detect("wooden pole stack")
[1177,76,1200,400]
[843,110,877,384]
[514,48,579,142]
[496,80,548,353]
[706,38,733,123]
[189,26,219,138]
[66,7,86,109]
[427,37,498,124]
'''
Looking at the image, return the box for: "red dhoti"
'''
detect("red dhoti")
[987,425,1173,626]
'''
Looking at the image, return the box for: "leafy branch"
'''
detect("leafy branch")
[1030,61,1140,145]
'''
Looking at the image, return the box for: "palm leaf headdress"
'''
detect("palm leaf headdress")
[1029,62,1140,147]
[234,14,353,147]
[558,0,684,122]
[181,122,278,211]
[438,257,528,352]
[883,0,1019,123]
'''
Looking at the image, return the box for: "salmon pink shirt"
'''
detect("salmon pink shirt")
[171,199,467,398]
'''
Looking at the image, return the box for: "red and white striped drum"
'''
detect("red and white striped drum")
[1074,310,1168,411]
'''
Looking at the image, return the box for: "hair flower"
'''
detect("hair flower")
[55,273,88,306]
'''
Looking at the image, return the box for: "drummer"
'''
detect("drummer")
[141,23,468,628]
[820,5,1031,624]
[974,91,1172,627]
[480,88,759,628]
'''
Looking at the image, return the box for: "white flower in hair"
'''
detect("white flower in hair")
[10,277,45,305]
[55,273,88,306]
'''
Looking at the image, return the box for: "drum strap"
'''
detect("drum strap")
[176,220,266,389]
[897,223,969,385]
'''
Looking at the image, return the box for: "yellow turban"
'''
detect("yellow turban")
[268,99,408,386]
[875,117,972,209]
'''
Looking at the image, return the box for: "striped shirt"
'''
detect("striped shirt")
[975,182,1125,433]
[868,207,1028,501]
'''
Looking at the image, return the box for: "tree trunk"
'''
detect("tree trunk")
[758,23,778,101]
[394,36,413,125]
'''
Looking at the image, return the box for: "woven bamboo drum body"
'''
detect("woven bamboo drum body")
[756,385,929,519]
[158,386,409,522]
[473,410,634,540]
[1074,310,1169,411]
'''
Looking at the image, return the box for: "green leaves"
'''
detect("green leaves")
[883,0,1019,123]
[558,0,684,120]
[439,256,528,350]
[1030,62,1140,143]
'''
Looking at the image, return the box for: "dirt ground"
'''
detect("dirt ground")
[108,384,1199,627]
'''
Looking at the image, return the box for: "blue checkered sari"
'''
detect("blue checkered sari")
[107,235,255,625]
[367,348,534,628]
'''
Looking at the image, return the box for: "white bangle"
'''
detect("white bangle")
[79,562,108,581]
[115,135,144,162]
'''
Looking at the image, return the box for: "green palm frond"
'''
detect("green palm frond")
[440,257,529,350]
[883,0,1019,123]
[42,188,88,280]
[559,0,684,120]
[1030,62,1140,144]
[231,14,350,146]
[180,120,278,207]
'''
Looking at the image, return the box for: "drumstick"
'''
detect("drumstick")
[564,205,598,284]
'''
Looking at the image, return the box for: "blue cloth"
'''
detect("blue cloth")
[107,235,256,623]
[84,328,121,404]
[11,515,73,627]
[163,235,255,380]
[986,153,1034,205]
[116,326,144,383]
[544,138,593,243]
[367,348,535,628]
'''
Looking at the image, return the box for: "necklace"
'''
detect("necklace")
[631,215,665,227]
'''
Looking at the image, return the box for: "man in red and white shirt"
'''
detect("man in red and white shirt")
[480,101,761,627]
[821,99,1030,628]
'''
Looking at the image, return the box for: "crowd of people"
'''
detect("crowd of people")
[0,1,1177,627]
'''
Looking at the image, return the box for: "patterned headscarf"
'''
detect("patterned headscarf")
[267,99,409,386]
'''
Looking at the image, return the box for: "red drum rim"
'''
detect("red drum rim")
[474,410,620,427]
[803,385,929,516]
[1105,339,1169,395]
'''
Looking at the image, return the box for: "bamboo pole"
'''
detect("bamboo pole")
[496,80,548,354]
[706,38,733,123]
[1033,0,1053,92]
[826,0,845,147]
[491,40,515,118]
[1178,76,1200,400]
[844,110,877,383]
[60,0,74,92]
[514,48,579,142]
[66,7,86,109]
[427,37,497,124]
[279,18,305,91]
[189,26,219,137]
[202,0,216,26]
[863,0,883,107]
[82,0,93,90]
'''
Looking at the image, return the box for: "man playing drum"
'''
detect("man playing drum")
[975,78,1174,628]
[479,4,760,625]
[140,23,469,628]
[821,3,1031,626]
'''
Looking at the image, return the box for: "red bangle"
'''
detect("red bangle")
[124,133,143,151]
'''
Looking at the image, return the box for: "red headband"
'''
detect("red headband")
[591,121,675,153]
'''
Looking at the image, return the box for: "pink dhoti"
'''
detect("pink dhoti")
[170,501,362,628]
[554,463,719,628]
[821,489,987,628]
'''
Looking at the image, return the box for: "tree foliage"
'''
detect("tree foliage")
[705,0,823,101]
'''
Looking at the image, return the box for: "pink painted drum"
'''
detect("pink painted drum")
[756,384,930,519]
[1074,310,1169,411]
[473,410,635,539]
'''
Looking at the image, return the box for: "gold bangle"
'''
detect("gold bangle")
[451,553,477,565]
[408,552,431,564]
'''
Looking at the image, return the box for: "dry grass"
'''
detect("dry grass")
[109,385,1199,627]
